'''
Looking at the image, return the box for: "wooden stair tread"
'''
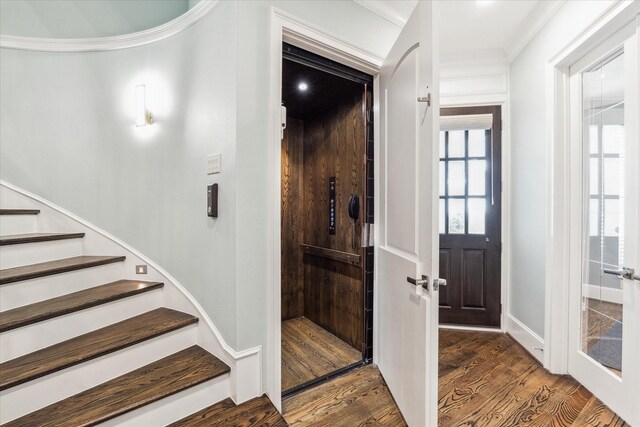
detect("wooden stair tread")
[0,255,125,285]
[169,395,287,427]
[0,232,85,246]
[0,209,40,215]
[0,308,198,390]
[4,346,230,427]
[0,279,164,333]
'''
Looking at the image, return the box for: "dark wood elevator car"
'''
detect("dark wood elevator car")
[280,44,374,395]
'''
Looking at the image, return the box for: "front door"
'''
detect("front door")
[377,1,440,426]
[438,106,502,327]
[568,17,640,426]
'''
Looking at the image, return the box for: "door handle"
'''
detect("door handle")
[407,275,429,289]
[604,267,640,281]
[433,278,447,291]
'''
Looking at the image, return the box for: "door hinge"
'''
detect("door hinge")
[500,303,503,314]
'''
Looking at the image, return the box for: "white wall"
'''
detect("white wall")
[509,0,615,338]
[0,0,189,38]
[0,0,400,389]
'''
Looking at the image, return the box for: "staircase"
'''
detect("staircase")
[0,204,285,425]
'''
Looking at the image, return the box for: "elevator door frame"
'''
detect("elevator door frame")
[268,9,383,410]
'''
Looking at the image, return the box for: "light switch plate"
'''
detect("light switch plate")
[207,153,221,175]
[136,265,148,274]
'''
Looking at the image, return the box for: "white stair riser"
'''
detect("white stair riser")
[0,290,162,362]
[100,375,230,427]
[0,239,84,269]
[0,326,198,423]
[0,215,37,235]
[0,263,125,311]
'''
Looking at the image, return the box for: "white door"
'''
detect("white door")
[568,17,640,425]
[377,1,439,426]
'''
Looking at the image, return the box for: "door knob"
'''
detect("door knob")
[604,267,640,281]
[407,275,429,288]
[433,278,447,291]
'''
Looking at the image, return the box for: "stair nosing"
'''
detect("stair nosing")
[0,279,165,333]
[0,209,40,215]
[0,232,86,246]
[0,307,198,391]
[0,255,126,285]
[4,346,230,427]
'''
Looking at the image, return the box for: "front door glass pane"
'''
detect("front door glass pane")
[581,49,624,378]
[439,126,491,236]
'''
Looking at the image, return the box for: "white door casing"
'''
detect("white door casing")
[377,2,439,426]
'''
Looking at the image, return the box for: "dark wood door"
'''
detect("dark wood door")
[438,106,501,327]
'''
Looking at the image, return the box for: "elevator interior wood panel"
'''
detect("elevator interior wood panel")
[280,56,366,349]
[281,117,305,321]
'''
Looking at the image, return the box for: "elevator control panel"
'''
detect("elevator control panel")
[329,177,336,234]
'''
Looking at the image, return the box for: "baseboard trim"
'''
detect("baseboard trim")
[582,283,623,304]
[505,314,545,364]
[439,324,502,333]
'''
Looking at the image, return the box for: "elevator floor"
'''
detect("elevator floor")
[281,317,361,394]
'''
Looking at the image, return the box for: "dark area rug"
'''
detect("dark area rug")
[588,321,622,371]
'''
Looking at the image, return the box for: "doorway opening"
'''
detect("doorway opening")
[279,43,374,396]
[438,106,502,328]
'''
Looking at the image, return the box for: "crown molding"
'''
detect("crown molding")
[352,0,415,28]
[506,0,565,62]
[274,8,384,72]
[0,0,220,52]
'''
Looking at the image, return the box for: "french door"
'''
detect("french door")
[568,17,640,425]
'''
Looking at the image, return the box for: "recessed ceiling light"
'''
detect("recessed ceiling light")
[476,0,494,6]
[298,82,308,92]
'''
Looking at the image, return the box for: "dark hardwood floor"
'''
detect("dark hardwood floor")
[283,364,405,426]
[281,317,361,393]
[438,330,628,426]
[282,330,627,426]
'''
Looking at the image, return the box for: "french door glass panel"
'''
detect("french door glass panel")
[581,49,625,377]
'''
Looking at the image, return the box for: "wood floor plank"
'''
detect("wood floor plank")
[4,346,229,427]
[0,308,197,390]
[0,232,85,246]
[0,279,164,332]
[572,396,628,427]
[281,317,361,393]
[0,255,126,285]
[169,395,287,427]
[283,364,406,427]
[438,330,629,427]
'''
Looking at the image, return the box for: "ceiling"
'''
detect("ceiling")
[282,58,364,121]
[354,0,563,63]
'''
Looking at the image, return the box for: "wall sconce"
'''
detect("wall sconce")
[135,84,153,126]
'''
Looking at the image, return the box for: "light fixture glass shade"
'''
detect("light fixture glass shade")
[135,85,147,126]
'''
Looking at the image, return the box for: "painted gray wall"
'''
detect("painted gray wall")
[1,0,240,344]
[508,0,615,338]
[0,0,399,386]
[0,0,189,38]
